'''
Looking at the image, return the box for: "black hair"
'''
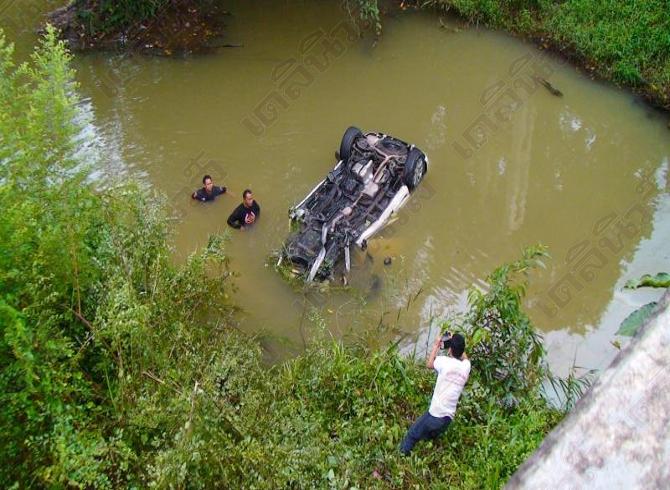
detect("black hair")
[243,189,252,199]
[202,174,212,185]
[450,333,465,359]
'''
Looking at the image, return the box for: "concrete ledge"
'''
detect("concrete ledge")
[507,290,670,490]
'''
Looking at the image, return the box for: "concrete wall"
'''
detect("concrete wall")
[507,290,670,489]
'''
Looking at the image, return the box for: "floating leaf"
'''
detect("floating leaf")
[617,302,657,336]
[624,272,670,289]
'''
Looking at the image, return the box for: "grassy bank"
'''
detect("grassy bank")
[427,0,670,110]
[1,28,568,488]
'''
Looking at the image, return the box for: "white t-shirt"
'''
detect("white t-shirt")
[428,355,471,418]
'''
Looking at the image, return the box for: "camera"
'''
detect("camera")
[441,332,451,350]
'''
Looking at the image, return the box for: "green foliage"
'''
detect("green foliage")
[617,272,668,336]
[73,0,168,35]
[625,272,670,289]
[459,245,549,406]
[0,27,237,487]
[438,0,504,25]
[343,0,382,34]
[544,0,670,88]
[546,363,596,411]
[428,0,547,27]
[617,302,658,337]
[1,26,106,485]
[258,340,561,489]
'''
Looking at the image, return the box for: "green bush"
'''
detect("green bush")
[0,26,237,486]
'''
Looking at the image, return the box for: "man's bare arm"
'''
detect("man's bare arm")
[426,335,442,369]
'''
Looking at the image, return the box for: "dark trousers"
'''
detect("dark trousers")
[400,411,452,455]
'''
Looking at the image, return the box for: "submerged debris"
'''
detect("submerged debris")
[534,76,564,97]
[439,17,462,33]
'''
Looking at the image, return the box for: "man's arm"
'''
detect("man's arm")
[193,189,209,201]
[227,207,243,229]
[426,335,442,370]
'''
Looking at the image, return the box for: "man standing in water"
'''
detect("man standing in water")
[400,333,470,455]
[227,189,260,230]
[192,174,228,202]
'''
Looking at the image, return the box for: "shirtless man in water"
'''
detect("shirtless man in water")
[227,189,260,230]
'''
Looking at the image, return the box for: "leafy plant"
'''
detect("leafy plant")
[458,245,550,406]
[615,272,668,337]
[617,302,658,337]
[624,272,670,289]
[343,0,382,34]
[547,363,596,411]
[73,0,169,36]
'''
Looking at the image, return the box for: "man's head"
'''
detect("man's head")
[243,189,253,207]
[449,333,465,359]
[203,175,213,192]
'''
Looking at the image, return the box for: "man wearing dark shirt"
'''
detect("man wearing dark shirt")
[192,174,227,202]
[227,189,260,230]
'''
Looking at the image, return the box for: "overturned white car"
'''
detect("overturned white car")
[283,127,429,282]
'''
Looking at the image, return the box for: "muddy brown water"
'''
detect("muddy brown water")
[4,0,669,375]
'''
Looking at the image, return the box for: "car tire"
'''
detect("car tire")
[339,126,362,163]
[403,148,427,190]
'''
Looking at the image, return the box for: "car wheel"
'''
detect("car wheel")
[403,148,427,190]
[339,126,362,163]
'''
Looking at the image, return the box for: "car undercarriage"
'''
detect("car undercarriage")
[281,127,429,282]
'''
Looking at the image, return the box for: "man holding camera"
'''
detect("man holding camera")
[400,332,470,455]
